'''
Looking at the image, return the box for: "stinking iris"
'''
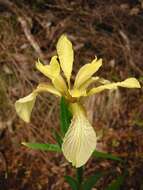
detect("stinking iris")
[15,34,141,168]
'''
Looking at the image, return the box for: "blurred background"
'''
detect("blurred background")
[0,0,143,189]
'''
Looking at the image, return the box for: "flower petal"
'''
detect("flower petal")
[119,78,141,88]
[62,103,97,168]
[88,77,141,96]
[74,58,102,89]
[15,82,63,123]
[36,56,60,79]
[36,57,67,95]
[15,92,37,123]
[79,77,100,90]
[52,75,68,95]
[70,77,109,98]
[69,88,86,98]
[35,83,61,97]
[56,34,74,85]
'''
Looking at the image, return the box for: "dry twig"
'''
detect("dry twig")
[0,0,46,63]
[18,17,46,62]
[119,30,143,75]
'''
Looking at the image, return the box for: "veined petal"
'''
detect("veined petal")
[36,56,60,79]
[35,83,61,97]
[56,34,74,85]
[62,103,97,168]
[87,77,141,96]
[15,92,37,123]
[74,58,102,89]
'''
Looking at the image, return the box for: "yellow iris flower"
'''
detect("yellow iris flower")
[15,34,141,168]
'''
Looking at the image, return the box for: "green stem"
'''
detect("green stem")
[76,167,84,190]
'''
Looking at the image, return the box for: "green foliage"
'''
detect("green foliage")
[76,167,83,185]
[53,130,63,147]
[93,150,123,162]
[132,118,143,128]
[105,172,127,190]
[60,97,72,135]
[82,172,103,190]
[22,142,61,152]
[65,176,78,190]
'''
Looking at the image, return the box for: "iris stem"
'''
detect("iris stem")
[76,167,84,190]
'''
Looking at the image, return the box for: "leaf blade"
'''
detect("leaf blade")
[93,150,123,162]
[22,142,61,152]
[82,172,103,190]
[60,97,72,135]
[105,173,127,190]
[52,130,63,147]
[65,175,78,190]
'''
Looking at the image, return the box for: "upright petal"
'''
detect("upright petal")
[36,57,68,95]
[88,77,141,96]
[56,34,74,85]
[36,56,60,80]
[15,92,37,123]
[52,75,68,95]
[74,58,102,89]
[62,103,97,168]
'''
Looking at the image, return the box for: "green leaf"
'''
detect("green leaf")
[60,97,72,135]
[52,130,63,147]
[65,175,78,190]
[22,142,61,152]
[82,172,103,190]
[105,173,127,190]
[76,167,83,185]
[93,150,123,162]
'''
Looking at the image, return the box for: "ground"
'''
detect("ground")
[0,0,143,189]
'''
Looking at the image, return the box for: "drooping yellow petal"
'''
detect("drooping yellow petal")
[35,83,61,97]
[70,77,110,98]
[36,56,60,79]
[62,103,97,168]
[119,78,141,88]
[15,82,63,123]
[56,34,74,85]
[15,92,37,123]
[74,58,102,89]
[88,77,141,96]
